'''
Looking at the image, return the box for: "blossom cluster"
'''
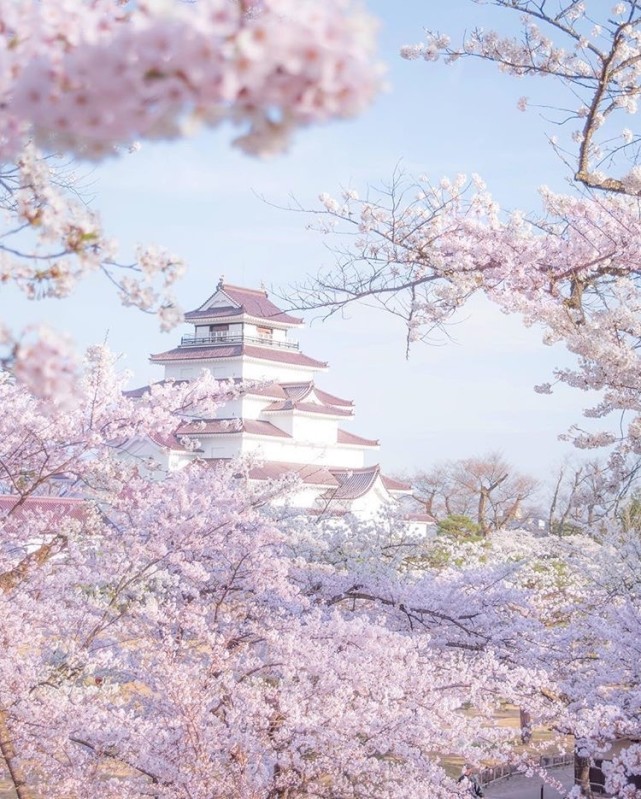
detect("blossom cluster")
[0,0,383,160]
[0,141,191,387]
[2,143,186,314]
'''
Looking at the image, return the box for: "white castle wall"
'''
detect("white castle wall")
[163,362,241,380]
[239,395,270,420]
[186,433,366,469]
[264,413,293,436]
[290,413,337,444]
[240,358,319,382]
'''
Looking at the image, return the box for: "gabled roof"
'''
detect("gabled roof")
[322,466,382,501]
[149,344,327,370]
[280,381,353,408]
[381,475,412,493]
[263,400,353,417]
[245,461,339,486]
[176,419,291,438]
[280,382,313,402]
[185,283,303,326]
[319,467,408,502]
[337,429,379,448]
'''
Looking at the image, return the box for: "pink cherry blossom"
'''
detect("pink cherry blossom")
[0,0,383,161]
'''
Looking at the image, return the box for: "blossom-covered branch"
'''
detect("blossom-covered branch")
[289,170,641,455]
[402,0,641,195]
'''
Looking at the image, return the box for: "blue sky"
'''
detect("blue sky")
[6,0,602,485]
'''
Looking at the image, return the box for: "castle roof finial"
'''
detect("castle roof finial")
[217,274,225,290]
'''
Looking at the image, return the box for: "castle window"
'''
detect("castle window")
[209,324,229,340]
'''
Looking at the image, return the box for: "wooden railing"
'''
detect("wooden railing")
[180,334,299,350]
[480,752,574,787]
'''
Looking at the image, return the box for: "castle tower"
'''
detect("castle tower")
[128,281,420,521]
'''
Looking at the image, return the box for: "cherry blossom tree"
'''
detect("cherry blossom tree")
[1,352,636,799]
[294,512,641,798]
[402,0,641,197]
[0,353,562,799]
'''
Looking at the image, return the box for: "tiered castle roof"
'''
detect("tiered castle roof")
[150,343,328,369]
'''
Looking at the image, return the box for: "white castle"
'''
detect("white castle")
[126,280,429,525]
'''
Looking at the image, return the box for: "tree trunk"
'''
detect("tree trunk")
[519,707,532,744]
[478,488,489,535]
[575,754,594,798]
[0,710,34,799]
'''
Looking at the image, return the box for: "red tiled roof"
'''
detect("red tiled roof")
[148,431,194,452]
[313,387,354,408]
[243,420,290,437]
[202,461,410,505]
[323,466,381,501]
[0,495,88,521]
[246,462,338,486]
[336,429,379,447]
[177,419,290,438]
[263,400,353,417]
[245,382,286,399]
[176,419,241,435]
[381,475,412,493]
[246,345,327,368]
[123,379,194,399]
[185,284,303,326]
[279,382,353,408]
[403,512,437,523]
[126,378,286,400]
[149,344,327,369]
[151,344,241,362]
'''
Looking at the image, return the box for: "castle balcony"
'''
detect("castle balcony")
[180,333,300,351]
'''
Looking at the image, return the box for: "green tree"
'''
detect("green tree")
[437,514,482,541]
